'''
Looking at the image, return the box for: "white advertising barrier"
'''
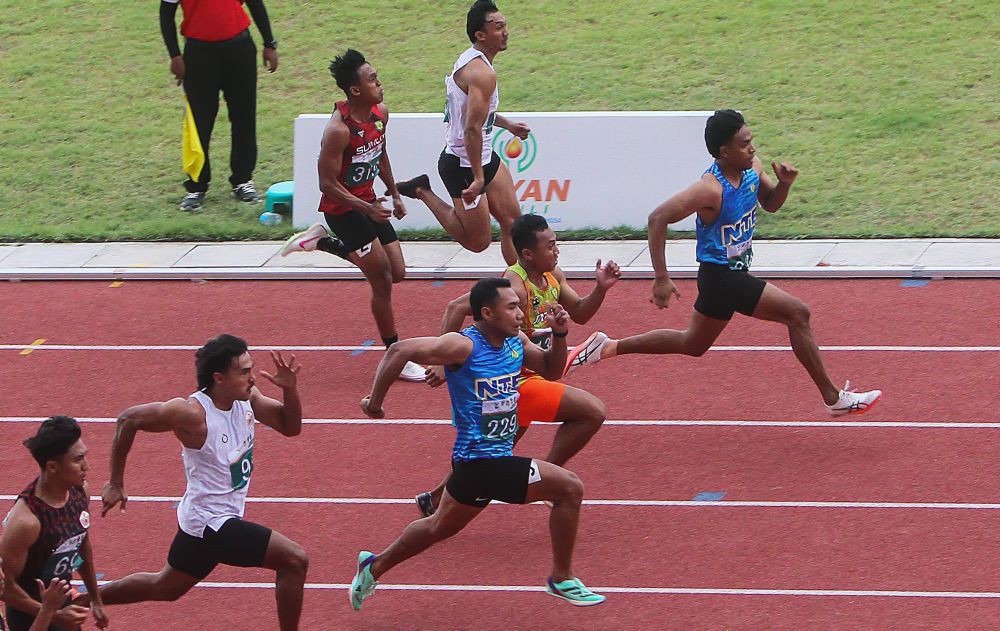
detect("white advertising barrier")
[292,111,714,231]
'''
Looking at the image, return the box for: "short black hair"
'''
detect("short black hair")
[704,109,746,158]
[511,213,549,256]
[329,49,367,95]
[195,334,249,391]
[469,277,511,321]
[24,416,81,468]
[467,0,500,43]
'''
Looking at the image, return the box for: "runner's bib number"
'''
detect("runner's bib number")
[346,159,380,186]
[726,240,753,271]
[42,531,85,581]
[229,446,254,491]
[480,395,519,441]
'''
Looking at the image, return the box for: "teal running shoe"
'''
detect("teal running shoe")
[349,551,378,611]
[545,577,606,606]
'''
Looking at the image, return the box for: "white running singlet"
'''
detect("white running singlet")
[176,390,256,537]
[444,46,500,168]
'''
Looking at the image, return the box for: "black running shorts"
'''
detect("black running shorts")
[447,456,538,508]
[324,209,398,254]
[167,518,272,580]
[694,262,767,321]
[438,150,502,200]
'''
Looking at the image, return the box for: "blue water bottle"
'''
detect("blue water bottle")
[259,211,283,226]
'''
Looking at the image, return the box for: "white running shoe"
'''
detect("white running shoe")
[564,331,609,376]
[280,223,328,257]
[399,360,427,383]
[825,381,882,417]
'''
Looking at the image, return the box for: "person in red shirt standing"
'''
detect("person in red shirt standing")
[281,50,426,382]
[160,0,279,211]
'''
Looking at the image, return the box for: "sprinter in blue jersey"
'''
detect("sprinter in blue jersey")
[350,277,605,609]
[568,110,881,416]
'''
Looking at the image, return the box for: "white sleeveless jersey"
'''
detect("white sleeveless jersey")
[444,47,500,167]
[176,390,256,537]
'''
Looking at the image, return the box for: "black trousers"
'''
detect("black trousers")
[182,30,257,193]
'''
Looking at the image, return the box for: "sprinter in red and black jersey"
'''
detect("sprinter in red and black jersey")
[281,49,426,382]
[0,417,107,631]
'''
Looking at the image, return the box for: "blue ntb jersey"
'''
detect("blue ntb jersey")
[696,162,760,270]
[446,325,523,461]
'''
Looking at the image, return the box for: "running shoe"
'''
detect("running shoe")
[349,551,378,611]
[400,360,427,382]
[564,331,609,375]
[280,223,328,256]
[825,381,882,417]
[546,577,606,606]
[393,174,430,199]
[179,191,205,212]
[232,180,261,203]
[415,492,435,517]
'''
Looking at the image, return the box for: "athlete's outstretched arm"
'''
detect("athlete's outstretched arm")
[101,398,204,516]
[250,351,303,437]
[77,531,108,629]
[440,292,473,335]
[553,262,620,324]
[493,114,530,140]
[755,156,798,212]
[362,334,474,417]
[518,304,570,381]
[375,105,407,220]
[648,178,720,308]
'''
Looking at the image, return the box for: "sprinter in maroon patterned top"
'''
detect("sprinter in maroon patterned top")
[0,417,107,631]
[280,49,427,382]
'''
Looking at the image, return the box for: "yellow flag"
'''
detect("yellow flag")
[182,94,205,182]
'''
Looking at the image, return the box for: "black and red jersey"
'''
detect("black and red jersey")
[14,478,90,601]
[319,101,386,216]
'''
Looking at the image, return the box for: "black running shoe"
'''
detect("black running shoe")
[415,492,435,517]
[232,180,261,203]
[393,174,431,199]
[180,192,205,212]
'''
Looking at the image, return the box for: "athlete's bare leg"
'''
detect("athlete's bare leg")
[604,310,730,358]
[544,385,606,467]
[369,489,484,580]
[261,530,309,631]
[523,460,585,582]
[381,240,406,284]
[90,565,199,605]
[349,239,398,341]
[409,186,493,253]
[751,283,840,404]
[482,162,521,266]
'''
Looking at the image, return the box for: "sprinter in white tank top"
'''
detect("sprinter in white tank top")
[91,335,309,631]
[392,1,530,267]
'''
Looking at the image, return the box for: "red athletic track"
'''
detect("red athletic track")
[1,279,998,629]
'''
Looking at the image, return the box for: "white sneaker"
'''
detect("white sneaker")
[399,360,427,382]
[826,381,882,417]
[280,223,328,256]
[564,331,609,376]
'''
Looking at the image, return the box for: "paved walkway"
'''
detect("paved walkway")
[0,239,997,280]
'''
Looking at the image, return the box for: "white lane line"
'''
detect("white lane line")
[1,343,997,352]
[2,417,1000,429]
[8,495,1000,510]
[68,580,1000,598]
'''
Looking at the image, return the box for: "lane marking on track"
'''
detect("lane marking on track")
[10,495,1000,510]
[18,339,46,355]
[0,343,997,352]
[67,579,1000,598]
[2,417,1000,429]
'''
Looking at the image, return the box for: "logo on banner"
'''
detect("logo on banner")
[491,130,571,222]
[493,131,538,173]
